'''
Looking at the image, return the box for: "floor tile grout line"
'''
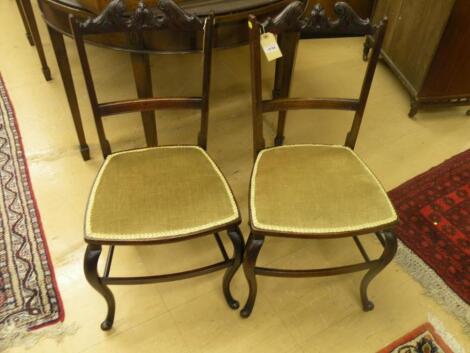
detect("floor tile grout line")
[166,305,198,353]
[75,307,172,353]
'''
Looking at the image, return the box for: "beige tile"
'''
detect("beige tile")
[255,239,367,345]
[80,312,191,353]
[47,247,168,352]
[137,236,232,310]
[170,289,301,353]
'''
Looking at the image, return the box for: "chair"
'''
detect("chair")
[241,1,398,318]
[70,0,244,330]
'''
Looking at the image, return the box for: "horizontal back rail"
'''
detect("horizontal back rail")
[262,98,359,112]
[98,97,203,116]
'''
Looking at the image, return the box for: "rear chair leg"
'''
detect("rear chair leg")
[240,233,264,318]
[363,36,371,61]
[274,113,286,146]
[222,227,245,309]
[360,230,397,311]
[84,244,116,330]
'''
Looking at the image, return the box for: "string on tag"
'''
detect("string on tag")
[260,23,266,34]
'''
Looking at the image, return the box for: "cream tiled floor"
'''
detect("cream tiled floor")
[2,0,470,352]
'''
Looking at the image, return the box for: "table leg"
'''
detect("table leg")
[273,32,299,146]
[130,53,158,147]
[19,0,51,81]
[15,0,34,45]
[47,26,90,161]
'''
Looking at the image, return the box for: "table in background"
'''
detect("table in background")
[34,0,375,160]
[38,0,294,160]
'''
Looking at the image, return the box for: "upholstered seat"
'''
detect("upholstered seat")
[250,144,397,235]
[86,146,240,242]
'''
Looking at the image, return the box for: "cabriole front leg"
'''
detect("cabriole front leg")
[360,230,397,311]
[84,244,116,330]
[240,233,264,318]
[222,227,245,309]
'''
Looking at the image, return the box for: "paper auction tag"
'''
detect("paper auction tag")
[260,32,282,61]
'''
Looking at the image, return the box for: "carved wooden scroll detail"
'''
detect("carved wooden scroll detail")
[80,0,127,32]
[262,1,305,34]
[302,2,373,37]
[157,0,203,30]
[80,0,203,33]
[260,1,374,37]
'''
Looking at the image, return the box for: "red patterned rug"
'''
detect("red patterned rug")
[377,323,455,353]
[0,75,64,344]
[389,150,470,329]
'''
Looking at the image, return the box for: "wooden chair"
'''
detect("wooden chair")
[242,1,398,318]
[70,0,244,330]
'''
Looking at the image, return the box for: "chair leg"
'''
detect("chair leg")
[130,53,158,147]
[360,230,397,311]
[222,227,245,309]
[213,232,229,261]
[240,233,264,318]
[408,97,419,118]
[47,26,90,161]
[84,244,116,330]
[274,113,286,146]
[273,32,298,146]
[362,36,372,61]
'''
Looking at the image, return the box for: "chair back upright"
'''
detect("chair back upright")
[70,0,214,157]
[248,1,387,158]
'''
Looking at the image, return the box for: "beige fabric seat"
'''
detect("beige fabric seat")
[250,144,397,235]
[86,146,240,242]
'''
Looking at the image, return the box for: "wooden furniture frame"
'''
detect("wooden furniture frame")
[38,0,294,161]
[72,0,244,330]
[363,0,470,117]
[15,0,51,81]
[242,1,398,318]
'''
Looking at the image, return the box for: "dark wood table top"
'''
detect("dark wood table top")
[63,0,287,15]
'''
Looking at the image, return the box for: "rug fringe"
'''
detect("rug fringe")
[427,314,467,353]
[395,240,470,333]
[0,322,78,352]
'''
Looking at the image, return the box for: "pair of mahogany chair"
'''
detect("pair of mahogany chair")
[72,0,398,330]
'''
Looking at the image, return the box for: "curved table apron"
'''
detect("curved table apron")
[38,0,295,160]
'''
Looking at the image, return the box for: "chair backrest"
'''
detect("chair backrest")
[70,0,214,157]
[248,1,387,157]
